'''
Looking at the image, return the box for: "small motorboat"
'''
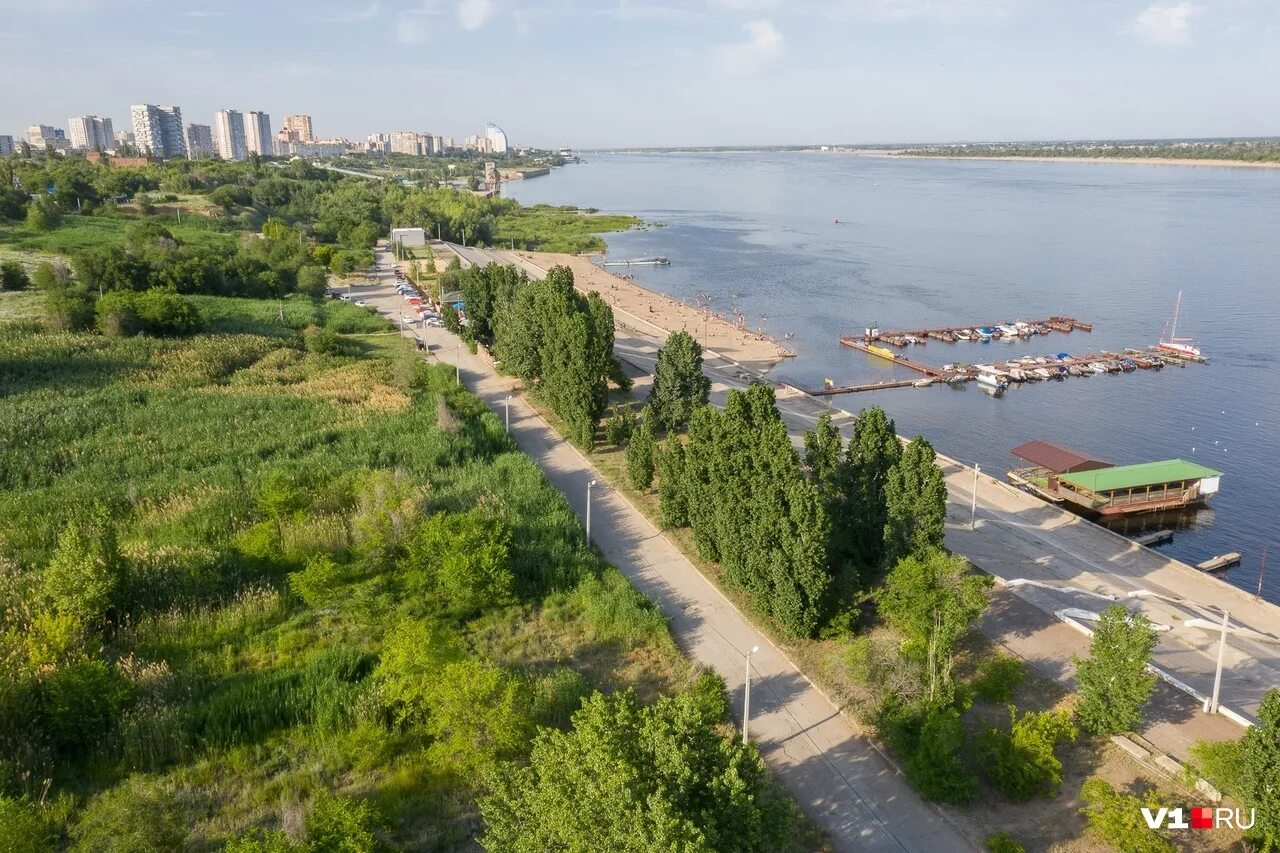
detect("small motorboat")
[976,371,1008,390]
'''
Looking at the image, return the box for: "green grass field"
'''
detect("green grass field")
[0,213,236,256]
[492,204,640,254]
[0,298,700,846]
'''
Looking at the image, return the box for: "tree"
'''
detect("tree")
[626,418,657,492]
[25,197,62,232]
[296,265,329,298]
[1073,604,1158,735]
[375,619,463,725]
[803,413,843,494]
[902,705,977,804]
[44,285,96,332]
[424,660,530,774]
[42,506,122,629]
[479,674,792,852]
[0,260,29,291]
[1228,688,1280,850]
[255,469,305,545]
[882,435,947,568]
[978,706,1077,801]
[1079,778,1175,853]
[646,330,711,433]
[877,548,990,705]
[843,407,901,572]
[657,437,689,528]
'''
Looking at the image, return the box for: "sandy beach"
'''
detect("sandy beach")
[873,152,1280,170]
[511,251,795,373]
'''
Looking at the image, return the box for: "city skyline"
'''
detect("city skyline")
[0,1,1277,147]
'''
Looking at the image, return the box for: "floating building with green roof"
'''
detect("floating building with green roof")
[1008,440,1223,517]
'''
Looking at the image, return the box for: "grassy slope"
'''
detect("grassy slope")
[0,214,236,256]
[491,204,640,254]
[0,300,701,847]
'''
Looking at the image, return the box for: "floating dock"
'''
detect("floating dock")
[1133,529,1175,547]
[602,256,671,267]
[859,316,1091,347]
[838,339,946,377]
[1197,553,1242,573]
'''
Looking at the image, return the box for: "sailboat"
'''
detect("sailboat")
[1157,291,1202,358]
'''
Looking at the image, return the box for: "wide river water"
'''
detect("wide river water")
[504,152,1280,604]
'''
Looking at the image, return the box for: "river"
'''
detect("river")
[503,151,1280,604]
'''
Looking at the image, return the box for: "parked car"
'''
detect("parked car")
[338,294,351,302]
[425,318,444,328]
[354,300,369,307]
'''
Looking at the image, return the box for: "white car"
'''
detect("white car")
[425,318,444,328]
[354,300,369,307]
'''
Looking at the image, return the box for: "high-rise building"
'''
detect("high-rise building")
[389,131,420,156]
[68,115,114,151]
[284,114,313,142]
[26,124,60,147]
[185,123,214,159]
[213,109,247,161]
[484,122,509,154]
[433,135,444,154]
[0,135,13,156]
[114,130,135,149]
[366,132,390,154]
[130,105,187,158]
[245,110,272,156]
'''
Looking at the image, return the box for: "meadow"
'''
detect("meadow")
[490,204,640,254]
[0,213,237,256]
[0,296,727,848]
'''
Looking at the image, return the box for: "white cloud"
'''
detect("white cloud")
[818,0,1016,22]
[318,3,382,23]
[1129,2,1196,46]
[715,18,782,74]
[457,0,494,29]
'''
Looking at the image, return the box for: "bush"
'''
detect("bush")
[288,554,346,608]
[42,509,122,628]
[984,831,1025,853]
[26,197,62,232]
[602,404,635,447]
[296,265,329,299]
[44,286,96,332]
[978,706,1077,801]
[70,776,186,852]
[0,260,30,291]
[1078,777,1174,853]
[95,290,201,337]
[302,325,343,355]
[883,702,978,804]
[306,793,382,852]
[972,655,1025,704]
[400,510,515,617]
[42,659,134,754]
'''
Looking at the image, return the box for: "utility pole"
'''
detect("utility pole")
[970,464,980,529]
[1257,548,1269,601]
[455,343,461,385]
[1207,609,1230,715]
[743,645,759,744]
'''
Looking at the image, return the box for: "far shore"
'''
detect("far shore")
[856,151,1280,170]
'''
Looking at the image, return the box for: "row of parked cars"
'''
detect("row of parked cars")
[394,272,444,327]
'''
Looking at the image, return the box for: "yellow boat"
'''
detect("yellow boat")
[867,344,897,361]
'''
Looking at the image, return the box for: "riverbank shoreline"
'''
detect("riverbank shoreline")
[513,250,796,373]
[873,152,1280,170]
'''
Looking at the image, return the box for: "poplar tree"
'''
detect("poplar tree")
[882,435,947,568]
[647,330,711,433]
[626,419,657,491]
[845,407,901,572]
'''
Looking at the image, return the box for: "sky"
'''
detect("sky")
[1,0,1277,148]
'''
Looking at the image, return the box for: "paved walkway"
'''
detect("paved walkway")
[366,247,975,853]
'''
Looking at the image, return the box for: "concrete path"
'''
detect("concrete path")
[365,246,975,853]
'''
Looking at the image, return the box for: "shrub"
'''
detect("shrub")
[70,776,186,852]
[602,404,635,446]
[1078,777,1174,853]
[42,659,134,754]
[904,705,977,804]
[306,792,382,852]
[296,265,329,299]
[978,706,1077,801]
[42,509,122,628]
[973,655,1025,704]
[984,831,1025,853]
[375,619,463,725]
[400,510,514,617]
[44,286,96,332]
[26,197,62,232]
[303,325,343,355]
[224,828,294,852]
[0,260,30,291]
[289,554,346,609]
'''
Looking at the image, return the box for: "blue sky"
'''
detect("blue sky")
[1,0,1277,147]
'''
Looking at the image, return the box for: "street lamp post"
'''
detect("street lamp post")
[743,644,760,744]
[455,343,461,385]
[504,395,511,432]
[586,479,597,543]
[1206,609,1230,715]
[970,464,980,529]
